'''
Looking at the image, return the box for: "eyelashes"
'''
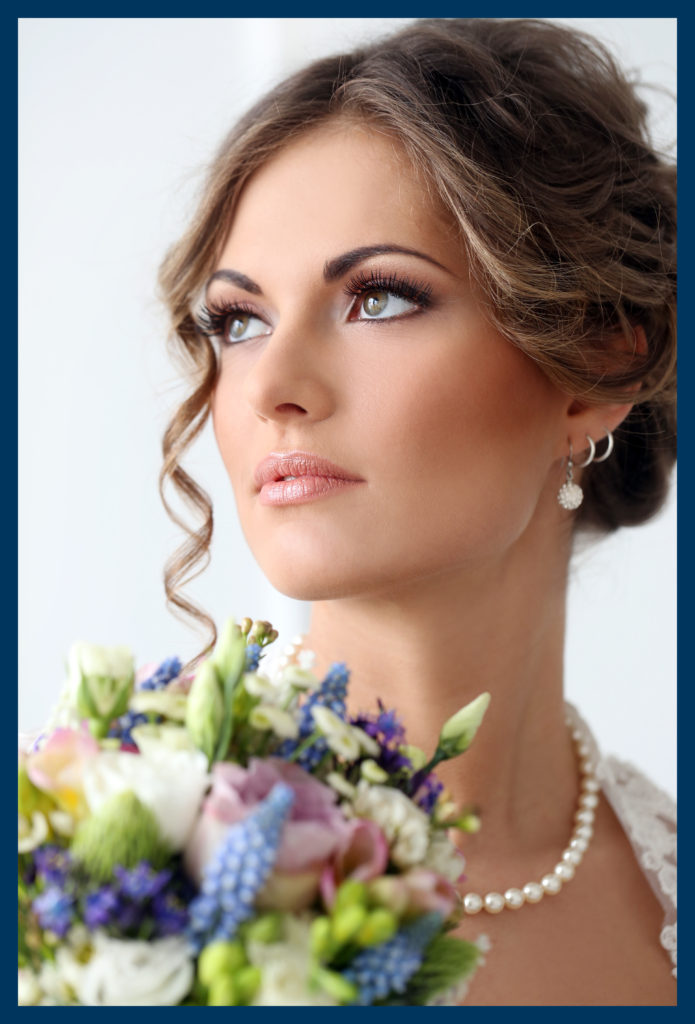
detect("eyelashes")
[193,269,434,342]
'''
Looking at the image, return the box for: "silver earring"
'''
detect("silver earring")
[557,443,584,510]
[593,429,614,463]
[576,435,596,468]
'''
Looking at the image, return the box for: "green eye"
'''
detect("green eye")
[223,312,270,344]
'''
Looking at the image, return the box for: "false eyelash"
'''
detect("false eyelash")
[344,269,434,309]
[194,299,259,338]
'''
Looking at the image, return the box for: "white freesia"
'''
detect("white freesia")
[278,664,318,690]
[82,746,209,850]
[248,917,337,1007]
[61,933,194,1006]
[326,772,357,799]
[422,829,465,883]
[18,811,48,852]
[352,726,381,758]
[352,781,431,868]
[249,704,299,739]
[311,706,361,760]
[243,672,286,703]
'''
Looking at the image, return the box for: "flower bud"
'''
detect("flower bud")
[207,976,239,1006]
[235,965,262,1004]
[400,743,428,771]
[437,693,491,758]
[355,907,398,947]
[129,690,188,721]
[185,661,224,761]
[69,643,134,728]
[239,618,253,636]
[360,759,388,784]
[71,790,168,882]
[311,967,358,1005]
[331,904,368,946]
[310,916,333,961]
[334,878,368,912]
[243,912,283,944]
[211,620,247,687]
[198,940,247,987]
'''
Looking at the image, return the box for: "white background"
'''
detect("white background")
[18,18,676,797]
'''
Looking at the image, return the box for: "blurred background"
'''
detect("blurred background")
[18,18,676,796]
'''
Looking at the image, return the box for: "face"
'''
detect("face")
[206,124,569,600]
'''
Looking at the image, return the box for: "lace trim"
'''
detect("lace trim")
[566,704,677,978]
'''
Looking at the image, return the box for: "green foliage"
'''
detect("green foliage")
[70,791,170,883]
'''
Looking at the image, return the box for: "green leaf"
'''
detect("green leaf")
[381,934,481,1006]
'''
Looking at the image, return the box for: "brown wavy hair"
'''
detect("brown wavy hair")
[158,18,677,651]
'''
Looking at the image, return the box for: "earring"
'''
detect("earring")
[557,443,584,510]
[593,429,614,463]
[576,435,596,469]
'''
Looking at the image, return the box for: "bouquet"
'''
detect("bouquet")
[18,618,490,1006]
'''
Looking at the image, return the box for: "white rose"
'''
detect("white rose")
[82,746,209,850]
[66,933,194,1006]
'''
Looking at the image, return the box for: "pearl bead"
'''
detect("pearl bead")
[504,888,525,909]
[579,792,599,809]
[522,882,544,903]
[575,809,594,826]
[575,824,593,841]
[570,836,588,853]
[554,861,575,881]
[577,741,591,759]
[562,848,582,866]
[580,758,596,775]
[582,776,600,793]
[484,892,505,914]
[463,893,483,915]
[541,873,563,895]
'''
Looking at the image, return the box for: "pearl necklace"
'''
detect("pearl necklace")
[280,637,599,916]
[461,716,599,915]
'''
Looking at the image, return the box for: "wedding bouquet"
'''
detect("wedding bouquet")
[18,618,489,1006]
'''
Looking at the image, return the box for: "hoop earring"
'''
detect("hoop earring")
[557,442,584,510]
[593,429,614,463]
[576,435,596,469]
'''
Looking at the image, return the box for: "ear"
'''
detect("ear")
[555,326,646,462]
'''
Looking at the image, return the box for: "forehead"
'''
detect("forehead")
[216,123,461,273]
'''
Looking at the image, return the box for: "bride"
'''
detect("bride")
[157,19,676,1005]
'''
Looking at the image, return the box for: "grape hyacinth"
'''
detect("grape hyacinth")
[279,663,349,769]
[107,709,149,746]
[32,886,75,938]
[342,913,443,1006]
[244,643,262,673]
[186,783,294,952]
[138,656,182,690]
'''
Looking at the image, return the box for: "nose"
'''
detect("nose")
[242,319,337,425]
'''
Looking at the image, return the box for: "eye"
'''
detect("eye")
[223,312,270,344]
[356,290,419,320]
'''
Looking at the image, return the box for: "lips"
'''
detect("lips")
[253,451,364,507]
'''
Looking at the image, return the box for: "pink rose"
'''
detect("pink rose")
[320,818,389,909]
[184,757,349,910]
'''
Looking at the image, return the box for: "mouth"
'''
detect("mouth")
[253,451,365,507]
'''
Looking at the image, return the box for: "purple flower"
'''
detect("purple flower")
[415,774,444,814]
[84,886,120,929]
[151,890,189,936]
[33,844,72,886]
[114,862,171,901]
[33,886,74,937]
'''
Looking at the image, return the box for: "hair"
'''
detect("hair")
[158,18,677,651]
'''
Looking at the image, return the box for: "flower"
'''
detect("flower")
[422,829,466,883]
[185,757,348,910]
[81,745,209,851]
[249,704,299,740]
[185,661,225,762]
[61,932,195,1005]
[247,916,337,1006]
[437,692,491,758]
[351,781,431,869]
[68,643,135,730]
[320,818,389,909]
[25,727,100,819]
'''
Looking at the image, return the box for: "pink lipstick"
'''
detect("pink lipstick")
[254,451,364,507]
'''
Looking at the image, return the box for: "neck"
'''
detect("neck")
[303,518,579,872]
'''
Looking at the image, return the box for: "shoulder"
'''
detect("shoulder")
[599,754,677,978]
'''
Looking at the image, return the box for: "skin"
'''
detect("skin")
[209,123,675,1005]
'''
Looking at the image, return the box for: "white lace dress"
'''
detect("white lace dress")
[567,703,677,979]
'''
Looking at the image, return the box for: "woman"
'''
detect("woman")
[157,19,676,1005]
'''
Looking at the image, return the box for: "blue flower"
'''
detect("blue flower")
[107,709,149,745]
[33,886,75,938]
[186,783,294,952]
[138,656,182,691]
[343,913,442,1005]
[278,663,350,768]
[114,862,171,901]
[151,890,189,936]
[84,886,120,929]
[415,774,445,814]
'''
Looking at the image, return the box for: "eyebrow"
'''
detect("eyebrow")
[205,244,450,295]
